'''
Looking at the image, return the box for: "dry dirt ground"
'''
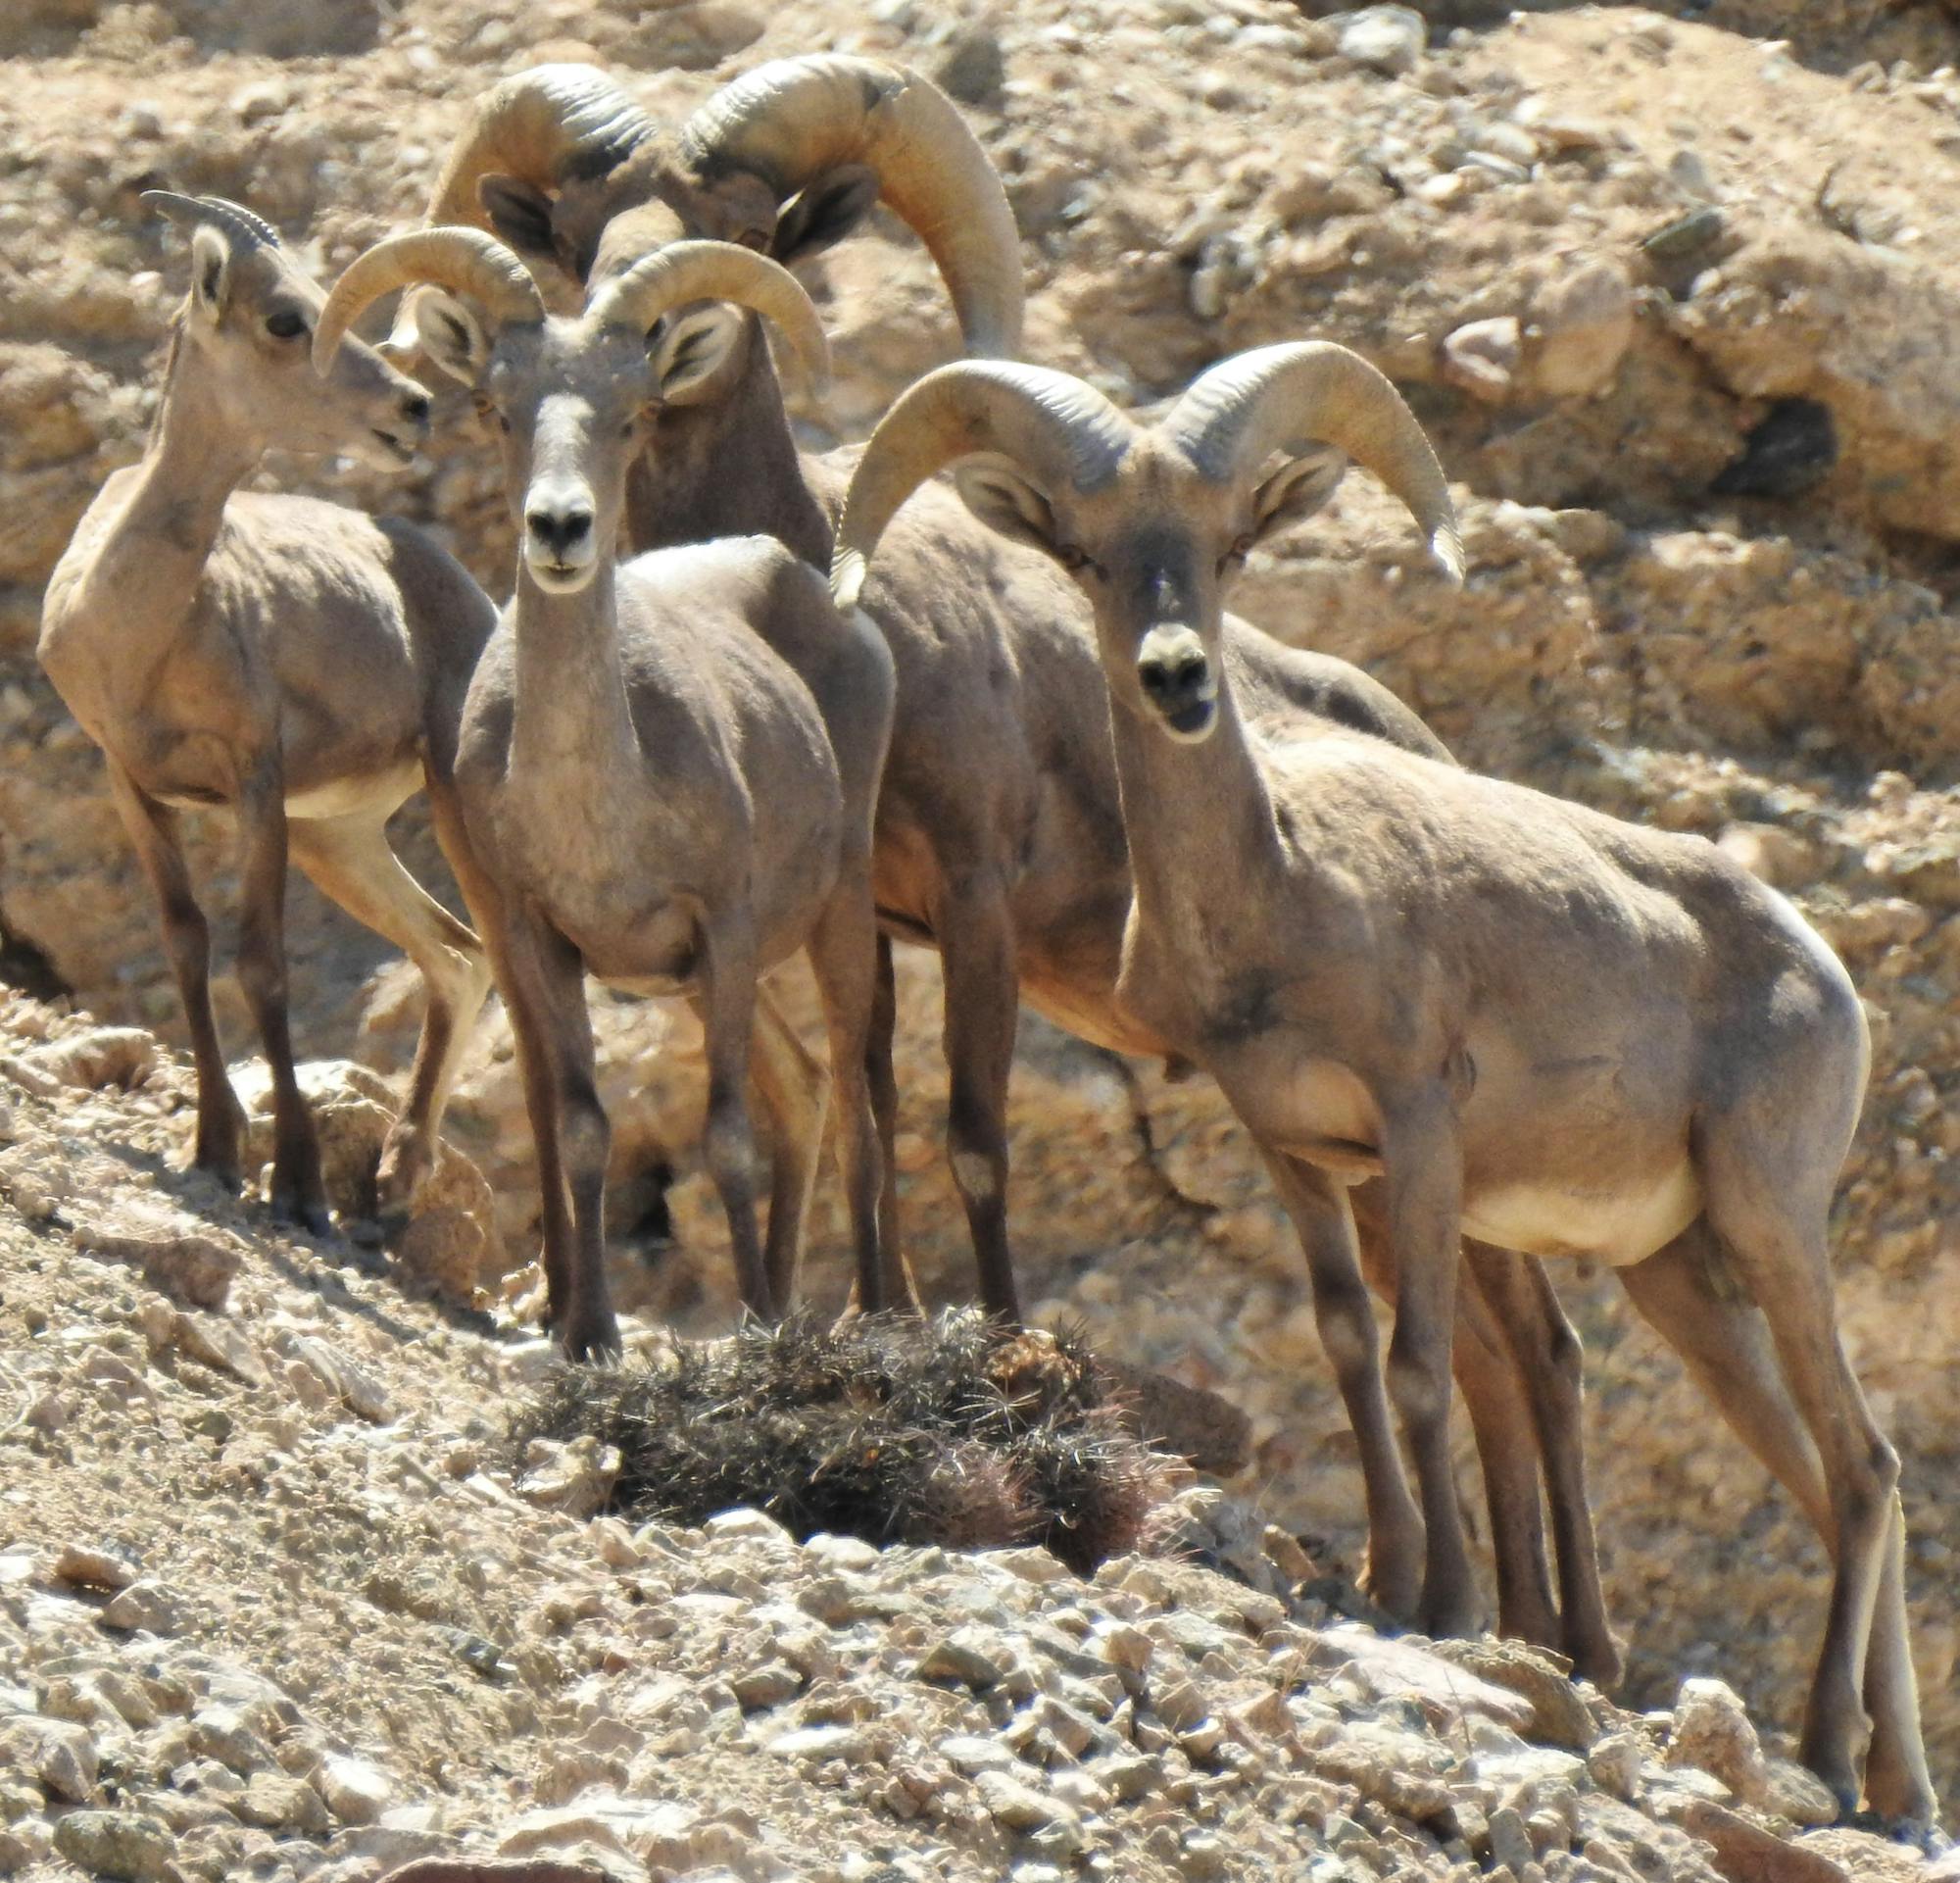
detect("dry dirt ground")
[3,0,1960,1864]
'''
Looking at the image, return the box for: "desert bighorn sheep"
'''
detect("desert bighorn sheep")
[38,192,497,1232]
[830,345,1934,1820]
[317,230,896,1360]
[410,54,1617,1676]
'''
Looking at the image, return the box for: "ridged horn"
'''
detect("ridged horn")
[422,64,654,228]
[1164,342,1463,580]
[313,227,544,374]
[594,239,830,398]
[142,190,280,250]
[681,54,1023,358]
[831,361,1129,609]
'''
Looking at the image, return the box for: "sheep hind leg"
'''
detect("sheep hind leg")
[933,870,1022,1323]
[692,914,772,1322]
[104,759,246,1188]
[804,867,902,1317]
[286,812,492,1215]
[865,935,906,1297]
[1620,1225,1933,1821]
[747,981,828,1313]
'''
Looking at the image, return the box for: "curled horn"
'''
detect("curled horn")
[422,63,654,228]
[681,54,1023,359]
[142,190,281,249]
[313,227,544,374]
[831,360,1129,610]
[1164,342,1463,580]
[594,239,830,399]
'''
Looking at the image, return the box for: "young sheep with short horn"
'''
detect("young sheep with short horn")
[317,229,896,1358]
[39,192,499,1233]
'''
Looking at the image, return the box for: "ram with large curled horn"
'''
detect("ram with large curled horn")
[416,53,1020,353]
[829,342,1938,1827]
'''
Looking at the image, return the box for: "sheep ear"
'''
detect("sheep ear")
[1250,445,1348,544]
[771,165,881,266]
[953,453,1059,554]
[189,224,233,317]
[479,173,559,265]
[649,304,744,406]
[412,287,492,386]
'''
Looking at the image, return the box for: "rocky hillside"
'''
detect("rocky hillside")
[3,0,1960,1846]
[0,988,1946,1882]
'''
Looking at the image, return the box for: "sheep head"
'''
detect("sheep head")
[317,228,827,595]
[144,190,430,471]
[831,345,1461,744]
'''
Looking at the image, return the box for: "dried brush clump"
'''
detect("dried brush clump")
[513,1311,1191,1572]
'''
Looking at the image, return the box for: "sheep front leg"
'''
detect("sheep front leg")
[1258,1147,1425,1619]
[104,759,246,1188]
[1467,1242,1619,1686]
[425,792,587,1350]
[1380,1089,1479,1640]
[233,760,328,1234]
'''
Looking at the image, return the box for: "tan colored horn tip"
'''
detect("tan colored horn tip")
[311,316,351,377]
[1431,526,1466,584]
[830,548,868,612]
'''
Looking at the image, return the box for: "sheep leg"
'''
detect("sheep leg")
[1620,1228,1932,1820]
[748,983,828,1312]
[1693,1127,1930,1819]
[1349,1180,1563,1657]
[423,790,583,1346]
[694,913,772,1321]
[806,867,902,1317]
[1258,1148,1425,1620]
[510,912,617,1361]
[1466,1242,1619,1687]
[933,869,1022,1322]
[104,758,245,1188]
[286,813,492,1213]
[233,759,328,1234]
[865,934,906,1292]
[1377,1091,1479,1641]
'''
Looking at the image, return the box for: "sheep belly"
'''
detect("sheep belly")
[282,756,422,821]
[1461,1162,1701,1264]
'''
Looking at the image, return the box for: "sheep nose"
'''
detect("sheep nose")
[1137,632,1211,711]
[400,389,432,427]
[526,504,594,560]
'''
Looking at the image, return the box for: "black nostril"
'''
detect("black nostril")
[526,508,594,556]
[1140,651,1208,700]
[402,391,431,423]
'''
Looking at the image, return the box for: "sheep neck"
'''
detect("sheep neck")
[624,319,832,570]
[78,328,260,635]
[1105,665,1286,984]
[508,562,640,800]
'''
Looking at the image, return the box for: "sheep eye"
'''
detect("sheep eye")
[264,310,308,340]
